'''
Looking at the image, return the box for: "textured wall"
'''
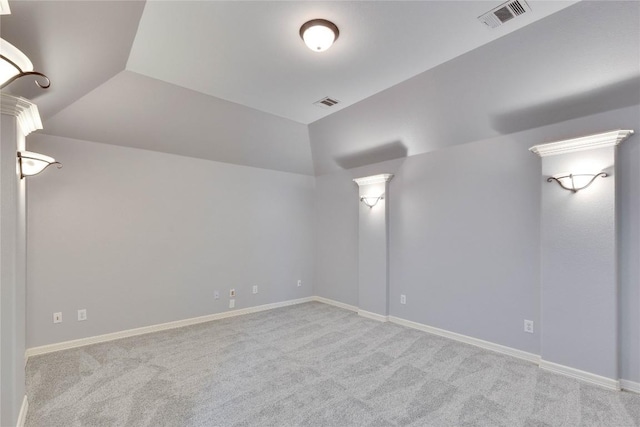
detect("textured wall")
[313,171,359,306]
[387,136,540,354]
[26,134,315,348]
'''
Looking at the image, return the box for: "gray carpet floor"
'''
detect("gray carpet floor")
[25,302,640,427]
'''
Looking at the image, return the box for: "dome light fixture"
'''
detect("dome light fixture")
[0,38,50,90]
[299,19,339,52]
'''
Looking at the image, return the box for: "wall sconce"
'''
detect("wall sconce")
[18,151,62,178]
[547,172,607,193]
[1,38,50,90]
[360,194,384,208]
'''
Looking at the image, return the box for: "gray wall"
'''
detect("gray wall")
[388,135,540,354]
[1,114,27,426]
[24,111,640,382]
[312,105,640,381]
[314,134,540,354]
[314,158,405,308]
[314,171,359,307]
[26,134,315,348]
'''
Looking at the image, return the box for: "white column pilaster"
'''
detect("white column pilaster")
[353,174,393,321]
[1,94,41,426]
[531,130,634,388]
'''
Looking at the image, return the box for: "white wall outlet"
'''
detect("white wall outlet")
[229,288,236,297]
[524,320,534,333]
[77,309,87,321]
[214,291,219,300]
[400,294,406,305]
[252,285,258,294]
[53,312,62,324]
[229,299,235,309]
[297,280,302,287]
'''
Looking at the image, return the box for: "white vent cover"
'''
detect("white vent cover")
[478,0,531,29]
[313,97,340,109]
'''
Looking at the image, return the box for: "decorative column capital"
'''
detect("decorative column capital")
[529,130,634,157]
[353,174,394,187]
[1,94,43,136]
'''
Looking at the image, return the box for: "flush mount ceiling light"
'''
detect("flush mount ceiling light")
[547,172,607,193]
[0,38,50,90]
[299,19,339,52]
[18,151,62,178]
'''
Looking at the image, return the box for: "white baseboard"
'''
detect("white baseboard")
[313,296,358,312]
[620,379,640,393]
[16,395,28,427]
[358,309,389,322]
[539,360,620,391]
[25,297,314,359]
[388,316,540,364]
[22,295,634,395]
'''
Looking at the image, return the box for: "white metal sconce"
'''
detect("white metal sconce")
[0,38,50,90]
[360,194,384,208]
[299,19,339,52]
[18,151,61,178]
[547,172,607,193]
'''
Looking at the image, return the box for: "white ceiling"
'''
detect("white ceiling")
[308,0,640,175]
[126,1,578,124]
[1,1,638,176]
[0,1,145,119]
[42,71,315,175]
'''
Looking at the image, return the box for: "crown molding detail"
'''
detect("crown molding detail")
[353,173,394,186]
[0,94,43,136]
[0,0,11,15]
[529,130,634,157]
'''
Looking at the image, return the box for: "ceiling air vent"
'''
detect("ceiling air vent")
[313,97,340,109]
[478,0,531,29]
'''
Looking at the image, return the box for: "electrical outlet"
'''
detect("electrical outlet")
[229,288,235,298]
[400,294,406,305]
[53,312,62,324]
[252,285,258,294]
[297,280,302,287]
[77,309,87,321]
[524,320,534,333]
[229,299,235,309]
[214,291,219,300]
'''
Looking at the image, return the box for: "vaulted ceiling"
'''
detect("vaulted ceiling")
[1,1,638,175]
